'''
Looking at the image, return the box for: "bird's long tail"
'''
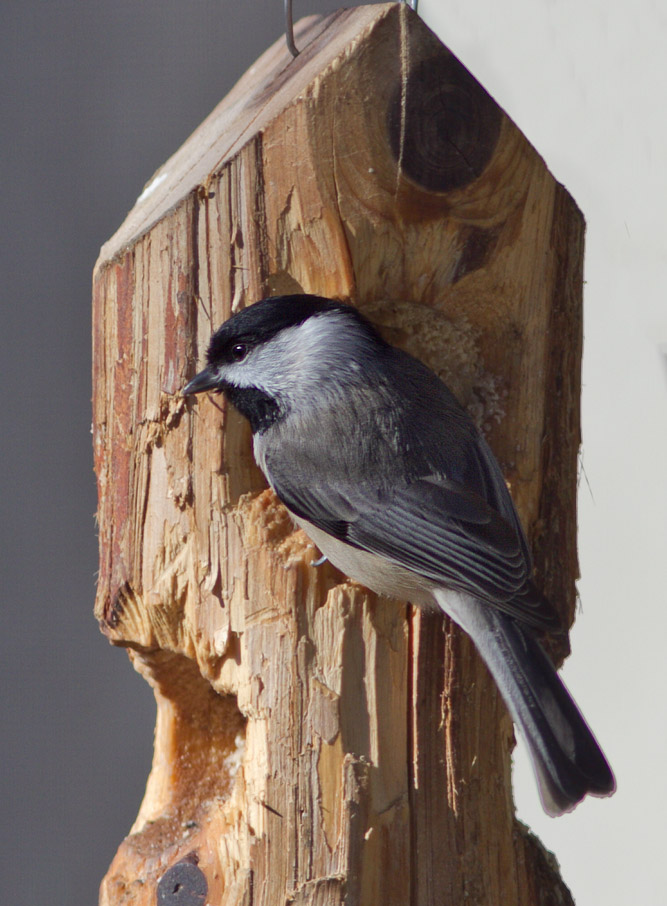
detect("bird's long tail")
[435,591,616,816]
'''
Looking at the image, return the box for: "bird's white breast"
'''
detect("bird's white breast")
[293,516,437,608]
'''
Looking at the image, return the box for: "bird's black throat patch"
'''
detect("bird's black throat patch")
[222,382,283,434]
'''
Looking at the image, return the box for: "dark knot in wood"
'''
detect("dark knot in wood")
[387,53,502,193]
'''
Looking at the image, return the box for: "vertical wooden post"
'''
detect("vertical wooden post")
[93,5,582,905]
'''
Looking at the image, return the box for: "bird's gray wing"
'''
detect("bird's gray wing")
[268,468,559,631]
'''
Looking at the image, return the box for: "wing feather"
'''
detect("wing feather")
[270,471,559,630]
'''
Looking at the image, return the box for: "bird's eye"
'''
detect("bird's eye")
[231,343,248,361]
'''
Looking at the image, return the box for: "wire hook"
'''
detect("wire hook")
[285,0,300,57]
[285,0,418,59]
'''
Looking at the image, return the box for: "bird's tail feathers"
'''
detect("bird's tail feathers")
[434,590,616,816]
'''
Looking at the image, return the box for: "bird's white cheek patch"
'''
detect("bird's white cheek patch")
[218,360,282,400]
[218,363,248,387]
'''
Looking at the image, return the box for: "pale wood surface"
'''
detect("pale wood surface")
[93,5,582,904]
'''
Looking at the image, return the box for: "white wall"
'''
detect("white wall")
[421,2,667,903]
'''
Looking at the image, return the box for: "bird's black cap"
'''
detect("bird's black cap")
[204,294,382,368]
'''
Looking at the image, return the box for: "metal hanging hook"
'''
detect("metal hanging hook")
[285,0,300,57]
[285,0,418,60]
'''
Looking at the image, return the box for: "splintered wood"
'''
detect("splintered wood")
[92,5,582,905]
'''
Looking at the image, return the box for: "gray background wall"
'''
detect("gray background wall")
[2,2,663,905]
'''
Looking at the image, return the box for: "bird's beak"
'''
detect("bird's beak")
[181,366,219,396]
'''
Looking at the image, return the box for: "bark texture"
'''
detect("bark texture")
[92,5,582,904]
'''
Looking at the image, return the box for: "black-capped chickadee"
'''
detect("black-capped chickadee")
[183,294,615,816]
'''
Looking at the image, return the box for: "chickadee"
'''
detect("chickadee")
[183,294,615,816]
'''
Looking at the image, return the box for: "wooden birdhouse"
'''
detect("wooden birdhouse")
[93,5,583,904]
